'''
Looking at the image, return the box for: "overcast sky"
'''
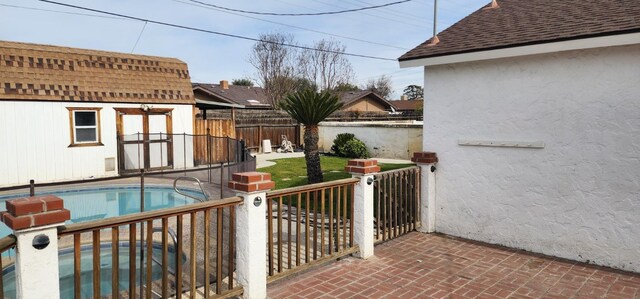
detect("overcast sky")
[0,0,487,99]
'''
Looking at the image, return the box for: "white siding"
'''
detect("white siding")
[0,102,194,187]
[424,44,640,272]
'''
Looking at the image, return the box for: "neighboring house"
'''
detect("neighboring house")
[0,40,196,187]
[390,99,423,114]
[192,80,271,114]
[337,90,395,113]
[400,0,640,272]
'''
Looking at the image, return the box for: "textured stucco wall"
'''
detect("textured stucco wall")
[424,44,640,272]
[318,121,422,159]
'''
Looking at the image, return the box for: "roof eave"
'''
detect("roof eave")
[399,31,640,68]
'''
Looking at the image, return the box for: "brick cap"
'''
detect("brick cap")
[228,172,275,193]
[1,195,70,231]
[411,152,438,164]
[345,159,380,175]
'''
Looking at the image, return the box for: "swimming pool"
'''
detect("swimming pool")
[0,186,204,237]
[2,241,184,298]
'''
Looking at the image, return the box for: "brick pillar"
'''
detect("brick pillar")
[1,195,71,299]
[345,159,380,259]
[411,152,438,233]
[228,172,275,299]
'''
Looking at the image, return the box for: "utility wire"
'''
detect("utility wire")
[311,0,426,29]
[130,21,148,53]
[185,0,413,16]
[35,0,397,61]
[0,3,130,20]
[172,0,410,51]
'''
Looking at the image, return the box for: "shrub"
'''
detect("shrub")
[331,133,355,156]
[339,138,370,159]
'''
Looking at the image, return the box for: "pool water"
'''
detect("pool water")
[2,242,184,298]
[0,186,203,237]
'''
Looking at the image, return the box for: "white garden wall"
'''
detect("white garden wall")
[318,121,422,159]
[0,102,194,187]
[424,44,640,272]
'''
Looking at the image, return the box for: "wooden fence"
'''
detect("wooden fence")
[194,119,237,165]
[0,236,16,298]
[373,167,421,243]
[236,124,301,152]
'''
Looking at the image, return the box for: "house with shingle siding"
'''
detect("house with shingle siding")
[0,40,196,187]
[400,0,640,272]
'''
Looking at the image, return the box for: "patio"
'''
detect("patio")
[267,232,640,299]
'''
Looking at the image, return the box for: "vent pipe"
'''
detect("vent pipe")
[485,0,499,9]
[429,0,440,46]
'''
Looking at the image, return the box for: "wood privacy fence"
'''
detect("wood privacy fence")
[236,124,301,152]
[373,166,421,243]
[194,119,239,165]
[265,178,359,281]
[0,236,15,298]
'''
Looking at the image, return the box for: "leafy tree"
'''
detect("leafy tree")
[403,84,423,100]
[231,78,254,86]
[364,75,392,99]
[279,90,343,184]
[331,82,360,92]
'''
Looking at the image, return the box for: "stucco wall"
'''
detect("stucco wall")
[0,102,194,187]
[318,121,422,159]
[424,44,640,272]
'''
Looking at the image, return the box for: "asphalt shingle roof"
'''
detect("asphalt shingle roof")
[193,83,270,108]
[399,0,640,61]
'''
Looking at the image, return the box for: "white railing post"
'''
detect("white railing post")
[411,152,438,233]
[345,159,380,259]
[228,172,275,299]
[1,195,70,299]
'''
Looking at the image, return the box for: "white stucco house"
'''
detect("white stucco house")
[0,40,198,188]
[400,0,640,272]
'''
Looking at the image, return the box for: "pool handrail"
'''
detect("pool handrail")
[173,176,208,202]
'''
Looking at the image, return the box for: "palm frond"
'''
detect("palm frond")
[279,90,343,126]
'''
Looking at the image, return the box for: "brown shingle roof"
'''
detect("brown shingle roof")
[390,100,422,111]
[192,83,271,108]
[399,0,640,61]
[0,40,194,104]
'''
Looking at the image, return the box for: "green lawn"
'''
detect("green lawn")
[260,156,415,189]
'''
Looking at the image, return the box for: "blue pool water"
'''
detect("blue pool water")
[0,186,203,237]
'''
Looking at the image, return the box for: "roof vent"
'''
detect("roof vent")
[484,0,499,9]
[428,35,440,46]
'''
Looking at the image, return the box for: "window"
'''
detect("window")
[67,107,103,147]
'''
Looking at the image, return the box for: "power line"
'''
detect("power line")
[172,0,410,51]
[311,0,426,29]
[185,0,413,16]
[0,3,131,20]
[130,21,148,53]
[35,0,397,61]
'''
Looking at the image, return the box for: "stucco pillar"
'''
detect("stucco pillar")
[345,159,380,259]
[1,195,71,299]
[412,152,438,233]
[228,172,275,299]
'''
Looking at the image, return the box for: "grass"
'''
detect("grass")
[259,155,415,190]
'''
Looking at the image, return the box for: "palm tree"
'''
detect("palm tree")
[280,90,343,184]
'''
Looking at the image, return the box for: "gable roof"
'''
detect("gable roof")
[337,90,396,110]
[399,0,640,62]
[391,100,422,111]
[192,83,271,109]
[0,40,194,104]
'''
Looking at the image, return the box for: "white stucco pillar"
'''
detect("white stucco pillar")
[1,195,71,299]
[411,152,438,233]
[228,172,275,299]
[345,159,380,259]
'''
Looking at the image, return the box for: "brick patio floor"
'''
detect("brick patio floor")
[267,232,640,298]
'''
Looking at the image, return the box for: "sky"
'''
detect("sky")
[0,0,488,99]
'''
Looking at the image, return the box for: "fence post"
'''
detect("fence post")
[345,159,380,259]
[1,196,70,299]
[411,152,438,233]
[228,172,275,299]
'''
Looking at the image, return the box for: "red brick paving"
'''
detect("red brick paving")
[267,232,640,298]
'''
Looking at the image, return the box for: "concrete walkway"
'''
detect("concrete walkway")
[255,153,412,169]
[267,232,640,298]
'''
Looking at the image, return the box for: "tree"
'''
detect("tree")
[279,90,343,184]
[231,78,254,86]
[249,33,300,107]
[403,85,423,100]
[364,75,392,99]
[299,39,354,91]
[331,82,360,92]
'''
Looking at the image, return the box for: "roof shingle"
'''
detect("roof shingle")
[399,0,640,61]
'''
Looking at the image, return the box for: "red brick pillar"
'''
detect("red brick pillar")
[345,159,379,259]
[411,152,438,233]
[228,172,274,299]
[1,195,70,299]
